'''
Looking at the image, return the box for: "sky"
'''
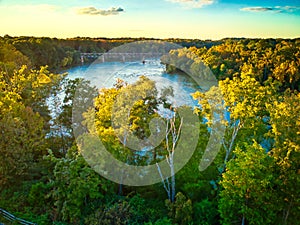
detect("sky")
[0,0,300,39]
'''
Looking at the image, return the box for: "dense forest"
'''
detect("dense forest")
[0,35,221,72]
[0,36,299,225]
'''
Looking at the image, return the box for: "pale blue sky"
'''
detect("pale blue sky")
[0,0,300,39]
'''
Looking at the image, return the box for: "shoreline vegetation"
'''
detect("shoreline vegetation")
[0,35,299,225]
[1,35,224,71]
[1,35,299,90]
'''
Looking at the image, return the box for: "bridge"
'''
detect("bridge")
[80,52,164,63]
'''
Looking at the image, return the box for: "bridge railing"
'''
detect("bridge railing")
[0,208,37,225]
[80,52,164,59]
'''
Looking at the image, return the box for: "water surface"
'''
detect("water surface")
[65,59,200,107]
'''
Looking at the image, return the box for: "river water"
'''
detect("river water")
[65,59,200,107]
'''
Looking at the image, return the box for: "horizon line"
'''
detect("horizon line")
[1,34,300,41]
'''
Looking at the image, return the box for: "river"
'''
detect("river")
[64,59,200,107]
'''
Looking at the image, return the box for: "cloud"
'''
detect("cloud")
[275,6,300,13]
[167,0,215,9]
[77,6,124,16]
[240,7,274,12]
[240,6,300,13]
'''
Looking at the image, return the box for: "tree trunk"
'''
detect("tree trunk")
[170,154,176,203]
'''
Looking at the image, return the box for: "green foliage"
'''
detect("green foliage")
[47,146,114,223]
[0,40,32,74]
[219,143,278,225]
[165,192,193,225]
[193,198,219,225]
[0,64,63,188]
[94,76,168,165]
[171,38,300,91]
[266,90,300,224]
[9,37,81,70]
[144,217,173,225]
[0,102,45,187]
[85,194,163,225]
[48,78,88,155]
[28,182,52,211]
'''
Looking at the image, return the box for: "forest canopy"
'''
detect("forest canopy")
[0,36,299,225]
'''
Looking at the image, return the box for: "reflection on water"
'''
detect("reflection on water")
[65,59,200,107]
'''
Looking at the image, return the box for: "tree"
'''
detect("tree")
[0,66,62,187]
[219,142,277,225]
[165,192,193,225]
[47,146,113,223]
[156,113,183,203]
[193,72,275,174]
[216,77,299,224]
[0,41,32,75]
[49,78,88,155]
[0,106,45,187]
[266,90,300,224]
[92,76,169,194]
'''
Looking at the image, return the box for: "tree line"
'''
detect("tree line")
[0,35,225,72]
